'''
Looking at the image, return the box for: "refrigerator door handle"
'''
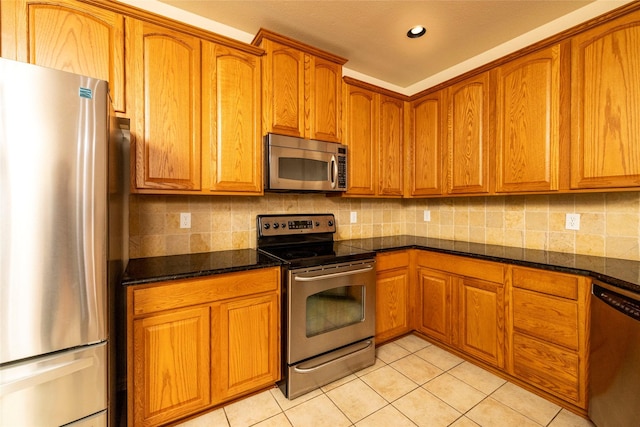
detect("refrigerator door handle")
[0,357,94,397]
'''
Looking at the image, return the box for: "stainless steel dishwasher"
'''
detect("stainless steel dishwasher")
[589,280,640,427]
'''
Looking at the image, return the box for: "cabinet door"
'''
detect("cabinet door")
[376,252,410,343]
[458,278,505,368]
[202,42,262,194]
[378,95,404,196]
[495,44,566,193]
[307,55,342,142]
[343,84,377,196]
[571,10,640,189]
[407,92,445,196]
[447,72,491,194]
[415,268,452,343]
[212,293,280,402]
[261,39,305,138]
[2,0,125,112]
[127,19,201,191]
[132,306,211,427]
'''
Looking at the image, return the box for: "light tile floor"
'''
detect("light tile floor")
[177,334,595,427]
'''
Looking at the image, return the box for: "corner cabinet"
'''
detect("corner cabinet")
[375,251,411,343]
[406,90,445,196]
[1,0,126,113]
[571,9,640,189]
[126,18,263,195]
[343,78,405,197]
[254,29,346,143]
[127,267,280,427]
[415,251,506,368]
[494,43,569,193]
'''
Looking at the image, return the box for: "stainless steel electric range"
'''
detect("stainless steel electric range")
[257,213,377,399]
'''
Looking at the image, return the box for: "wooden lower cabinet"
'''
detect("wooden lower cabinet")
[414,251,506,369]
[127,267,280,426]
[375,251,411,343]
[508,266,589,409]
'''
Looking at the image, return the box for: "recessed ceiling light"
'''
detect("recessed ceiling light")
[407,25,426,39]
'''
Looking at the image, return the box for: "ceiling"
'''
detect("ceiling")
[152,1,624,92]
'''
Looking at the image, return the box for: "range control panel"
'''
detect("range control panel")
[257,214,336,237]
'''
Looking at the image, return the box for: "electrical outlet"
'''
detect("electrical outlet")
[180,212,191,229]
[423,210,431,222]
[350,211,357,223]
[565,213,580,230]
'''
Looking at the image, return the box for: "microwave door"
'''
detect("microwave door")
[270,146,333,191]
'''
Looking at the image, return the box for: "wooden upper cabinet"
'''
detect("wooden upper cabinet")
[202,42,263,194]
[343,83,377,196]
[126,18,202,191]
[494,44,568,193]
[1,0,125,113]
[342,78,404,197]
[407,91,445,196]
[571,10,640,189]
[378,94,404,196]
[446,72,492,195]
[254,29,346,142]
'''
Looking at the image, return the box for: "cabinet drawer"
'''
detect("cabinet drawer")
[132,267,280,315]
[512,333,580,404]
[376,251,410,271]
[512,288,578,350]
[512,267,578,300]
[417,251,505,283]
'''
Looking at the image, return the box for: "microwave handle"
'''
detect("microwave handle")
[329,155,338,189]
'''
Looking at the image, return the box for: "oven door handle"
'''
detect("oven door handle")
[293,340,374,373]
[293,265,374,282]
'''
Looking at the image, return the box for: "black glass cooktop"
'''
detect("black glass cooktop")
[258,241,374,268]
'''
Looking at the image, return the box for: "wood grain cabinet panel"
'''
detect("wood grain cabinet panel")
[126,18,202,191]
[415,267,453,344]
[202,42,262,194]
[495,44,568,193]
[375,251,411,343]
[255,30,346,142]
[571,10,640,189]
[407,92,445,196]
[132,306,211,427]
[446,72,491,195]
[508,266,589,409]
[343,79,404,197]
[1,0,126,112]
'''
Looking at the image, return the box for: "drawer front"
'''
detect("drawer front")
[512,333,581,405]
[512,288,578,350]
[132,267,280,315]
[376,251,410,271]
[416,251,505,283]
[512,267,578,300]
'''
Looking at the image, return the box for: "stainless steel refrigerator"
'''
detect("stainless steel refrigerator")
[0,58,129,426]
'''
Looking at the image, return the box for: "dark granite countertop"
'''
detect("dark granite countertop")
[122,249,281,286]
[121,236,640,294]
[342,235,640,294]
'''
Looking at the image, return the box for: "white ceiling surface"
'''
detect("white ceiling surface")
[122,0,633,95]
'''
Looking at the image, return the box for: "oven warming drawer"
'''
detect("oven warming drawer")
[285,338,375,400]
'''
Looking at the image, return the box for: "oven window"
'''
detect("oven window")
[279,158,327,182]
[306,285,364,337]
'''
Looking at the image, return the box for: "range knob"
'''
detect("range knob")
[263,223,270,230]
[281,223,287,229]
[328,220,334,227]
[315,221,320,227]
[273,222,280,229]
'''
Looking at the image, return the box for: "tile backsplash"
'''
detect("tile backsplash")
[129,192,640,261]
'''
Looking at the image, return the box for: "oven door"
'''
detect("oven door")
[288,260,376,364]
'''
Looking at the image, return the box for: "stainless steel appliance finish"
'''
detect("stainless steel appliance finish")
[257,214,375,399]
[0,59,128,426]
[264,133,347,192]
[589,280,640,427]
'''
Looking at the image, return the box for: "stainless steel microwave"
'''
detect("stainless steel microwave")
[265,133,347,192]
